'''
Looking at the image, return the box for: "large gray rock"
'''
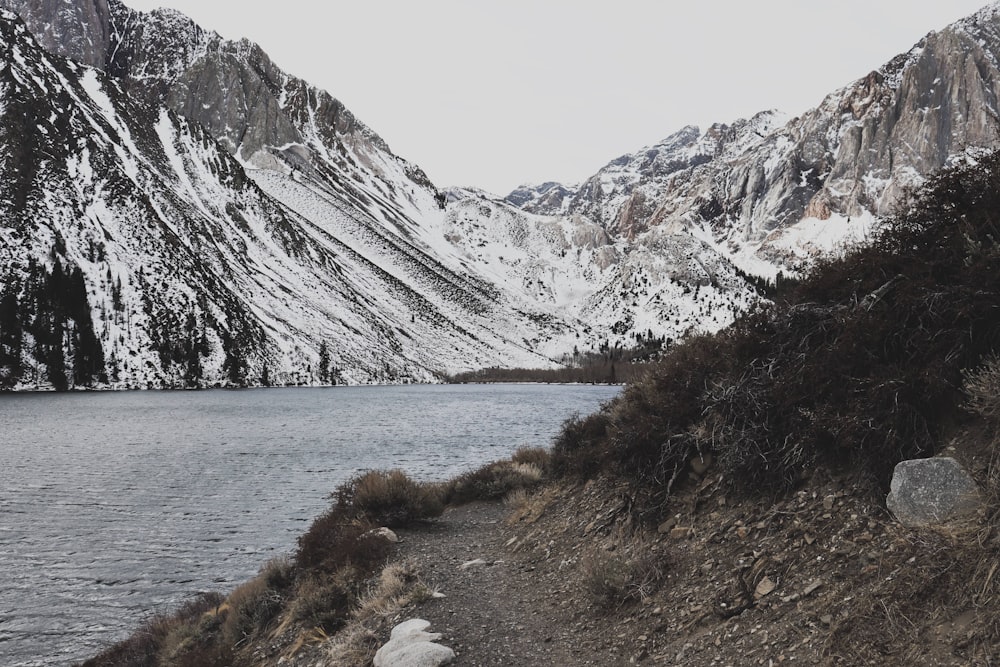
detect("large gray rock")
[886,457,982,527]
[374,619,455,667]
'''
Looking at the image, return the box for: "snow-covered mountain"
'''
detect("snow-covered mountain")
[0,3,574,389]
[506,3,1000,278]
[3,0,1000,389]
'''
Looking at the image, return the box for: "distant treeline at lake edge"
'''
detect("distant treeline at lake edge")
[447,335,666,384]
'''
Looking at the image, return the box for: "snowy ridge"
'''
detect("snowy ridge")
[6,1,1000,389]
[503,6,1000,281]
[0,10,565,390]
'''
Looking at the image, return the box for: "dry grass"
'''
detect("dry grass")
[285,568,358,634]
[82,592,227,667]
[579,547,667,611]
[510,446,551,472]
[443,460,545,505]
[324,561,434,666]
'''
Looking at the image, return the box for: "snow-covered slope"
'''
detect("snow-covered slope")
[508,3,1000,275]
[442,191,759,353]
[0,9,565,389]
[4,0,1000,389]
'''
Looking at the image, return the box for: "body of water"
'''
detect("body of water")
[0,384,618,666]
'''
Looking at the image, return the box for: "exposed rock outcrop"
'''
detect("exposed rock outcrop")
[0,0,110,67]
[508,5,1000,271]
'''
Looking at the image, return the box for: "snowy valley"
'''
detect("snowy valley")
[3,0,1000,388]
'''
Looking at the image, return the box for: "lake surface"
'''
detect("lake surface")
[0,384,619,666]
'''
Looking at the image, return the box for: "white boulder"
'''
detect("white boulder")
[373,619,455,667]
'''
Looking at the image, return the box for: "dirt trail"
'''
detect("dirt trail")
[378,467,998,667]
[393,501,631,666]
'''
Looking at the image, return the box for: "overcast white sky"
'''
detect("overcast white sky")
[125,0,989,194]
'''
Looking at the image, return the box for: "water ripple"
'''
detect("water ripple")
[0,384,617,666]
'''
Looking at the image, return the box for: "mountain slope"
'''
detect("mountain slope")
[6,1,1000,388]
[507,3,1000,274]
[0,8,567,390]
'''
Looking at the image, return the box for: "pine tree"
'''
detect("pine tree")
[0,291,22,389]
[318,340,331,384]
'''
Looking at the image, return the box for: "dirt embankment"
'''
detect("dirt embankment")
[347,454,996,666]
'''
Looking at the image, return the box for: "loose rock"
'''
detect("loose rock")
[886,457,982,527]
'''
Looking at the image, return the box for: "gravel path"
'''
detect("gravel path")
[393,502,630,666]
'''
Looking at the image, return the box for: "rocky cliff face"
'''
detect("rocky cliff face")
[507,4,1000,273]
[0,0,110,67]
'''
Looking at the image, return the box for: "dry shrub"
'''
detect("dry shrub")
[548,151,1000,516]
[157,593,227,667]
[219,570,285,648]
[965,355,1000,425]
[287,568,359,633]
[443,460,544,505]
[82,592,227,667]
[81,615,175,667]
[579,550,666,611]
[551,411,612,478]
[295,506,392,573]
[511,446,551,471]
[336,469,444,528]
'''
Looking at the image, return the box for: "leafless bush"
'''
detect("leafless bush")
[579,550,666,610]
[336,469,444,528]
[965,355,1000,425]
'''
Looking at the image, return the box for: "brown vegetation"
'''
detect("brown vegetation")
[81,455,545,666]
[553,152,1000,520]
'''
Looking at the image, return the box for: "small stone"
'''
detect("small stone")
[459,559,488,570]
[754,576,776,599]
[670,526,693,539]
[370,527,401,543]
[802,580,823,596]
[823,495,835,510]
[736,526,749,539]
[804,534,815,545]
[658,517,677,535]
[819,615,833,626]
